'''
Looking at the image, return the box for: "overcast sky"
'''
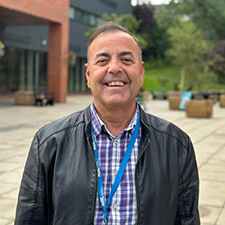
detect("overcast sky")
[131,0,171,5]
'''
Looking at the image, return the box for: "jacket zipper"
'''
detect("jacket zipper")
[135,138,150,225]
[87,136,98,225]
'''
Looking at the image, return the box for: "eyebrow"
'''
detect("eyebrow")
[94,51,135,60]
[94,53,110,61]
[118,51,135,59]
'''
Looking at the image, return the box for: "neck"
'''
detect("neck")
[93,102,137,136]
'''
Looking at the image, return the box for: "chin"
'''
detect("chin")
[106,97,134,108]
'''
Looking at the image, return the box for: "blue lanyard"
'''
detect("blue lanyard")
[91,112,140,224]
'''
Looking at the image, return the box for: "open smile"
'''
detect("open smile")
[105,81,126,87]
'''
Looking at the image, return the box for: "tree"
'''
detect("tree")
[133,3,156,32]
[85,13,148,50]
[133,4,170,61]
[155,0,183,31]
[166,18,215,91]
[208,40,225,83]
[176,0,225,40]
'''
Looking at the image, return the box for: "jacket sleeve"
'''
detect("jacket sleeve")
[175,138,200,225]
[15,134,48,225]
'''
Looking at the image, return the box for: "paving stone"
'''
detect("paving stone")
[200,163,225,173]
[0,162,22,173]
[200,180,225,193]
[199,205,221,224]
[0,218,13,225]
[0,183,18,196]
[2,187,20,200]
[0,198,17,220]
[209,149,225,165]
[0,171,23,185]
[199,170,225,182]
[199,190,225,207]
[217,207,225,225]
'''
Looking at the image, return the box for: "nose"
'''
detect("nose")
[108,59,122,75]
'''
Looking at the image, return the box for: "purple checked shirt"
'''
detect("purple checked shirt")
[90,103,141,225]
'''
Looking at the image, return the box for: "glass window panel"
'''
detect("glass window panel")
[0,48,7,92]
[71,7,100,25]
[75,9,82,21]
[69,7,75,19]
[19,50,26,90]
[27,51,34,91]
[82,13,89,23]
[39,52,47,87]
[89,15,96,25]
[8,48,17,92]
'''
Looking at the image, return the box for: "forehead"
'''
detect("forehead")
[88,31,139,56]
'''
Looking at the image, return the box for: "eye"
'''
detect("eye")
[121,57,134,65]
[96,58,109,66]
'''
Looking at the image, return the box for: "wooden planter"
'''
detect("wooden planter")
[168,96,182,110]
[138,91,149,101]
[208,94,219,104]
[14,91,35,105]
[185,100,213,118]
[220,94,225,107]
[167,91,182,98]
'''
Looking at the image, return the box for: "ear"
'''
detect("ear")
[140,61,145,86]
[85,63,91,88]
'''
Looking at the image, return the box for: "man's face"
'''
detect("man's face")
[85,31,144,110]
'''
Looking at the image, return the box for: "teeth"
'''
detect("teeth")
[107,81,125,86]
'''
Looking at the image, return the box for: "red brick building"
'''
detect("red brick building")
[0,0,69,102]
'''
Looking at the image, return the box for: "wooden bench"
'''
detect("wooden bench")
[150,89,167,100]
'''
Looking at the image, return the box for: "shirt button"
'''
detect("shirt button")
[113,171,117,176]
[114,140,118,146]
[112,205,117,211]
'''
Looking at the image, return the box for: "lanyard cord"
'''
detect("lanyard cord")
[91,112,140,223]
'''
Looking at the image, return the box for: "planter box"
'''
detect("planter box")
[220,94,225,107]
[185,100,213,118]
[208,94,219,104]
[167,91,182,98]
[14,91,35,105]
[138,91,149,101]
[168,97,181,110]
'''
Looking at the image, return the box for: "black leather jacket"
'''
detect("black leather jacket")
[15,105,200,225]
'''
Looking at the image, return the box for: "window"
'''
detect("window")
[99,0,117,8]
[69,6,100,25]
[69,7,75,19]
[0,47,47,93]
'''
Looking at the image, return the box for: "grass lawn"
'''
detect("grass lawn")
[142,63,225,92]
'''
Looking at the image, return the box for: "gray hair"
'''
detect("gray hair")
[87,21,142,62]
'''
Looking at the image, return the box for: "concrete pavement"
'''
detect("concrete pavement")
[0,95,225,225]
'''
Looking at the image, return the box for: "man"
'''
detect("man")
[15,21,200,224]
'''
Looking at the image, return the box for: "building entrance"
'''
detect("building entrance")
[0,47,47,93]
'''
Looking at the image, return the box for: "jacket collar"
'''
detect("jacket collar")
[84,103,151,142]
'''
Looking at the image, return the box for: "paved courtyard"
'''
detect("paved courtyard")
[0,95,225,225]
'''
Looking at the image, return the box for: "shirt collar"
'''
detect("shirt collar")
[90,102,139,138]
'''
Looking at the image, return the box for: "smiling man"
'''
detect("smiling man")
[85,26,144,136]
[15,22,200,225]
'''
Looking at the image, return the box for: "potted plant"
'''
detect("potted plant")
[68,51,76,66]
